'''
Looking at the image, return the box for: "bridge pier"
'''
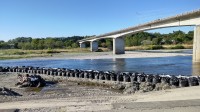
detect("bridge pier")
[90,41,98,52]
[113,37,125,54]
[193,25,200,62]
[80,42,86,48]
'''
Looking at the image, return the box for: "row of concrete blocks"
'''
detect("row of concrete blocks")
[0,66,200,88]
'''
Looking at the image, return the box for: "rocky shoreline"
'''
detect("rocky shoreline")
[1,66,200,111]
[1,66,200,94]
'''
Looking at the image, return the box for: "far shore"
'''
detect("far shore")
[0,46,193,60]
[31,49,192,60]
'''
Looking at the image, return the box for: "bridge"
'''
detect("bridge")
[78,9,200,62]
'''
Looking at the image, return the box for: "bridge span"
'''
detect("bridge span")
[79,9,200,62]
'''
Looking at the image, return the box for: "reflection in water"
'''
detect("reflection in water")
[192,62,200,76]
[112,58,126,72]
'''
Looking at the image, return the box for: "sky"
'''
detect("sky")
[0,0,200,41]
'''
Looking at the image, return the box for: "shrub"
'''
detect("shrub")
[170,45,185,49]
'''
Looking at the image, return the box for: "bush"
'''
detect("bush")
[170,45,185,49]
[147,45,164,50]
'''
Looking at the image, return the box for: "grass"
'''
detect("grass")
[125,44,192,51]
[0,48,90,60]
[0,44,192,60]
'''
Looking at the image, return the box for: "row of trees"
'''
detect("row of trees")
[98,30,194,48]
[0,36,88,50]
[0,31,194,50]
[124,30,194,47]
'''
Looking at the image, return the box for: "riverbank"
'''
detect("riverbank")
[0,72,200,112]
[32,49,192,60]
[0,46,192,60]
[0,48,90,60]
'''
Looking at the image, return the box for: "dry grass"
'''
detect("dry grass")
[0,44,192,60]
[0,48,90,60]
[125,44,193,51]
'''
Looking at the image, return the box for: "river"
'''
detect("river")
[0,50,199,76]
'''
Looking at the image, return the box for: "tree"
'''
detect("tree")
[71,43,79,48]
[55,41,64,48]
[31,38,40,49]
[152,37,162,45]
[105,39,113,50]
[45,38,55,49]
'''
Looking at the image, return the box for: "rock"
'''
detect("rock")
[16,74,46,88]
[111,83,125,90]
[188,77,199,86]
[170,76,179,86]
[139,82,155,92]
[179,77,189,87]
[123,82,140,94]
[137,74,146,83]
[145,74,154,83]
[152,75,161,84]
[0,87,21,96]
[155,82,170,91]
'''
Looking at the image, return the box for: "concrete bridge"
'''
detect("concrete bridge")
[79,9,200,62]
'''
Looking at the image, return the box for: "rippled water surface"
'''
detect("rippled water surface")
[0,50,199,76]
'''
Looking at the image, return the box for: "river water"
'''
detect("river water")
[0,50,200,76]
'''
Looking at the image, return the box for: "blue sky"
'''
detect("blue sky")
[0,0,200,41]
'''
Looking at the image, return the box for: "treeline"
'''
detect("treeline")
[98,30,194,48]
[0,36,89,50]
[125,30,194,46]
[0,30,194,50]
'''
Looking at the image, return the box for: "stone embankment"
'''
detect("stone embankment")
[0,66,200,93]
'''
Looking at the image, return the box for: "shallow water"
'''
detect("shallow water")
[0,50,199,76]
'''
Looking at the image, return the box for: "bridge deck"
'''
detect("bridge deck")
[79,9,200,42]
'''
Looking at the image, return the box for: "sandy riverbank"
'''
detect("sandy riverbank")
[1,72,200,112]
[31,50,192,60]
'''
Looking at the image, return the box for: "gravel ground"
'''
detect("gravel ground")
[1,72,200,112]
[0,72,120,103]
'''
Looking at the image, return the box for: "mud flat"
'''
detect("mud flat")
[1,72,200,112]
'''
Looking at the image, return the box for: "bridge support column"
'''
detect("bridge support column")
[193,25,200,62]
[80,43,86,48]
[113,37,125,54]
[90,41,98,52]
